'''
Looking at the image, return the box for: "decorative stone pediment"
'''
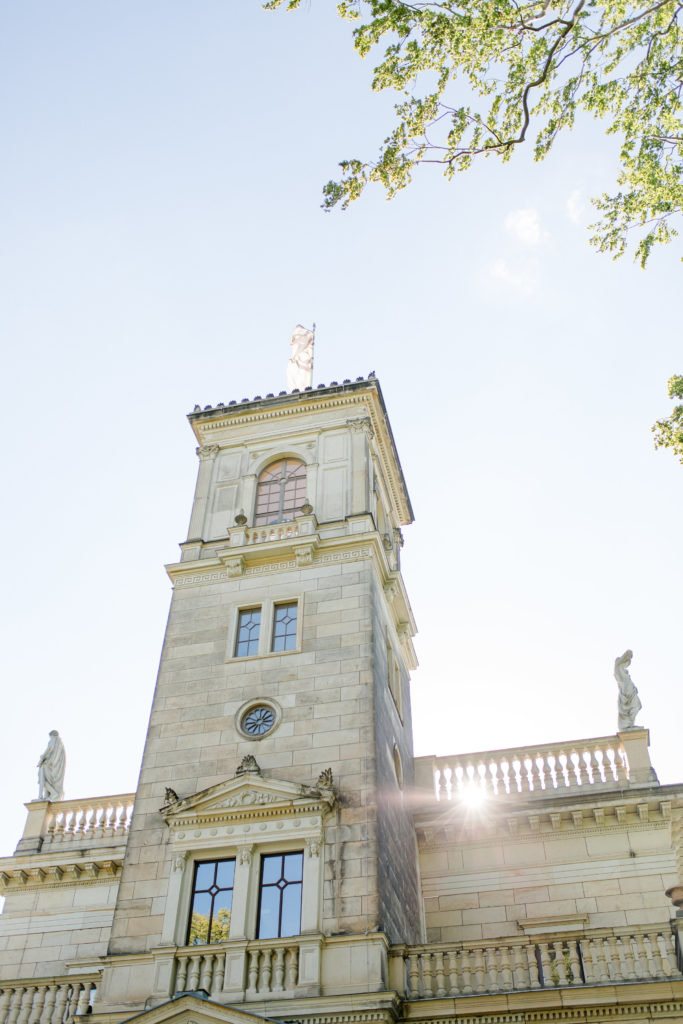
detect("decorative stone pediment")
[162,771,336,834]
[124,993,271,1024]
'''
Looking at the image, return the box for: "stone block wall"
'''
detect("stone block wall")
[0,879,119,980]
[417,793,680,944]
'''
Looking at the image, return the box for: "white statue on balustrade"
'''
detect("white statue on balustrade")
[37,729,66,801]
[614,649,642,731]
[286,324,315,391]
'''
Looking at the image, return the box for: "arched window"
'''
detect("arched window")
[254,458,306,526]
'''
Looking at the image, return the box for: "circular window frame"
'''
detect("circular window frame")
[235,698,282,741]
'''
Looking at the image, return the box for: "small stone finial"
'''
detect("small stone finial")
[286,325,315,392]
[614,649,643,731]
[316,767,334,789]
[37,730,66,802]
[234,509,247,526]
[300,499,313,516]
[164,787,179,804]
[236,754,261,776]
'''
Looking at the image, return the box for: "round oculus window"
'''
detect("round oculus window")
[241,705,276,737]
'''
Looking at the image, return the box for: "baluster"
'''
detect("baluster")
[187,954,201,990]
[460,949,473,994]
[273,948,286,993]
[199,953,214,993]
[557,754,570,789]
[99,807,113,838]
[261,948,273,993]
[511,945,527,989]
[546,756,558,790]
[620,935,636,980]
[537,943,552,986]
[631,933,648,977]
[605,748,619,783]
[7,990,26,1024]
[657,931,676,975]
[485,947,499,993]
[114,805,127,834]
[648,933,665,977]
[579,939,596,983]
[499,760,511,794]
[525,945,541,988]
[593,749,606,783]
[285,947,298,989]
[28,988,45,1024]
[523,758,535,793]
[640,933,658,978]
[17,989,34,1024]
[52,987,68,1024]
[553,941,568,985]
[570,752,583,787]
[499,945,513,990]
[78,982,95,1016]
[534,756,546,791]
[472,948,485,993]
[175,956,189,993]
[247,951,260,994]
[212,953,226,997]
[433,951,446,997]
[602,936,618,981]
[567,941,582,984]
[582,750,594,784]
[39,986,57,1024]
[594,938,609,982]
[407,954,420,997]
[446,951,458,995]
[0,989,13,1024]
[421,952,434,997]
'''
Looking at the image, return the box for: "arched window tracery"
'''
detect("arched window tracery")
[254,458,306,526]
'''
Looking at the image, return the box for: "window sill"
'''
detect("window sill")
[228,647,301,664]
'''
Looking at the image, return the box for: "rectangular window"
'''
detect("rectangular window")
[187,859,235,945]
[271,602,298,652]
[235,608,261,657]
[257,852,303,939]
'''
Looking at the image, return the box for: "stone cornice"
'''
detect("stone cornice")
[0,858,122,892]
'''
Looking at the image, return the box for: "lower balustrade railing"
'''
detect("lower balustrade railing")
[0,978,96,1024]
[174,938,299,998]
[400,929,681,999]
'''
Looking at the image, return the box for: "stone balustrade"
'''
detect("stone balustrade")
[395,927,681,999]
[0,977,96,1024]
[245,524,300,545]
[42,796,134,846]
[174,938,300,999]
[421,736,638,802]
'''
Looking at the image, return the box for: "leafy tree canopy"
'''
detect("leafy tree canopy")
[268,0,683,265]
[652,375,683,463]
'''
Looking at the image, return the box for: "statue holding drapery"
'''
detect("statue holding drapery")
[37,730,66,801]
[286,324,315,391]
[614,650,642,731]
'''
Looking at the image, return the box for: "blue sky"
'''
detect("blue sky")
[0,2,681,856]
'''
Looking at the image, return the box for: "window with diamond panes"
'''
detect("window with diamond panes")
[254,459,306,526]
[187,859,235,945]
[257,852,303,939]
[272,602,298,652]
[235,608,261,657]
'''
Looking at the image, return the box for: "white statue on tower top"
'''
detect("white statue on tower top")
[37,730,66,801]
[286,324,315,391]
[614,649,642,731]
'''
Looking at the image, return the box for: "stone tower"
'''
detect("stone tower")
[99,376,423,1012]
